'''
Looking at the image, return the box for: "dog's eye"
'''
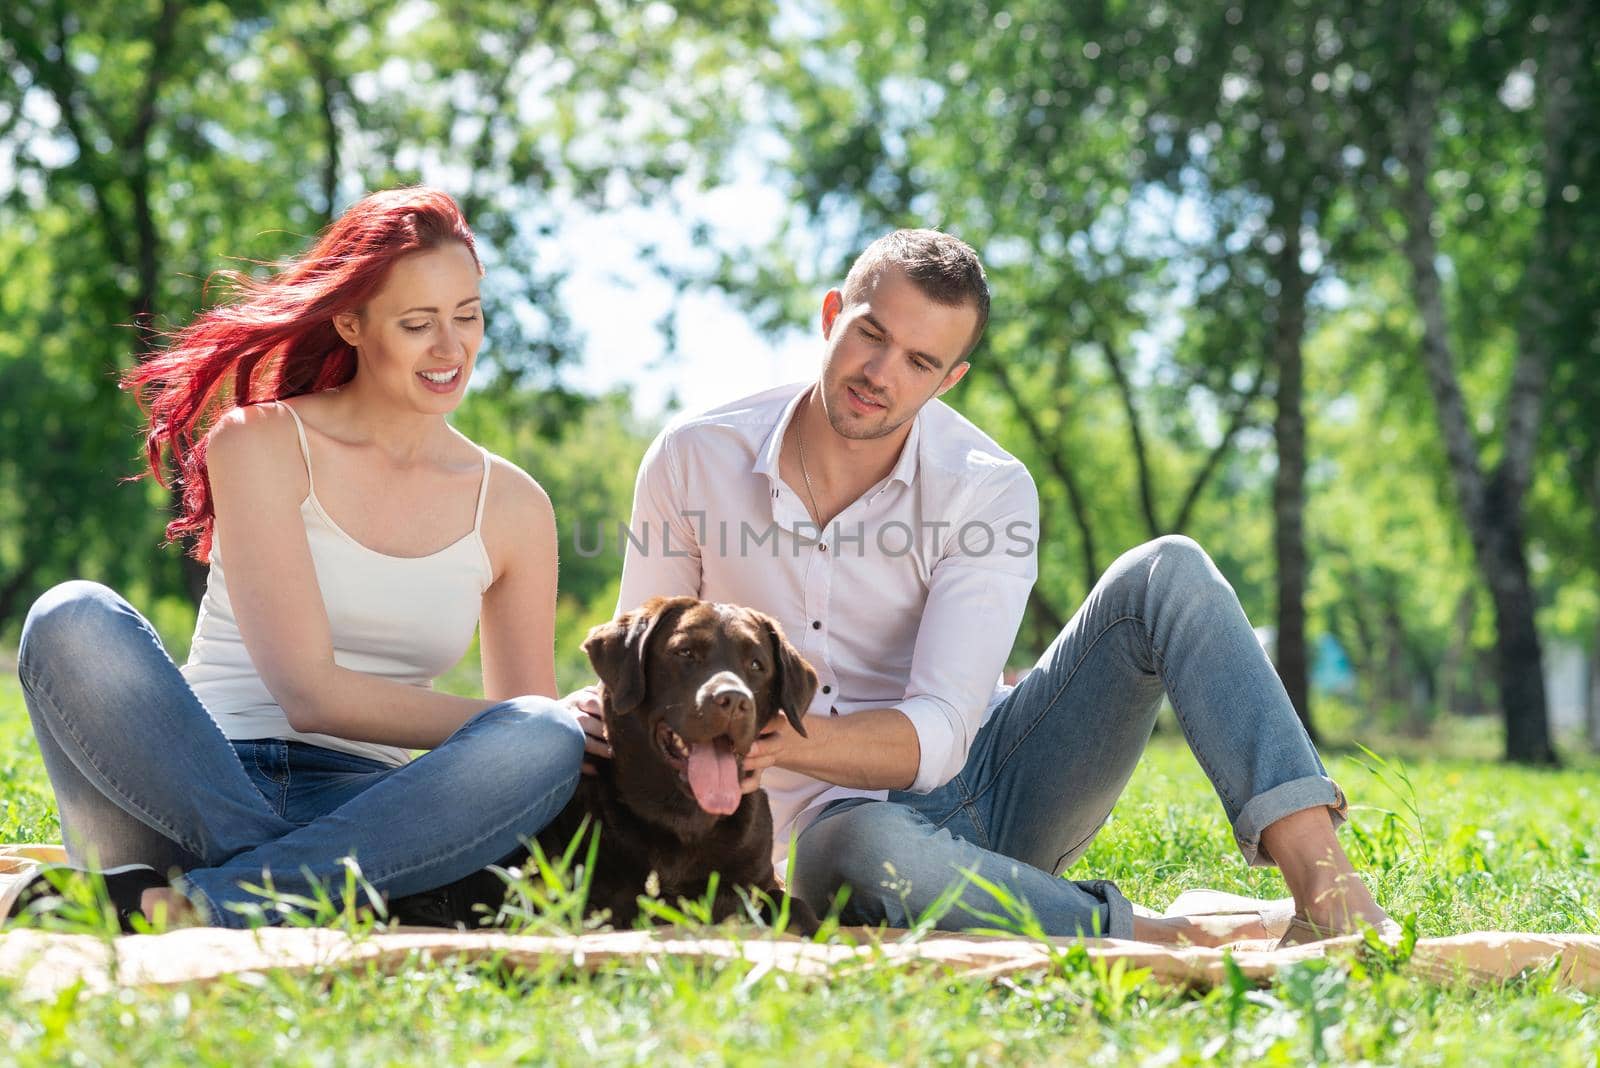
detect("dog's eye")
[673,647,698,660]
[749,659,767,673]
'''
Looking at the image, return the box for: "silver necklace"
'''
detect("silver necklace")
[797,429,824,528]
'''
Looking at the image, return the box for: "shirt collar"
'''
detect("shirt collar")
[751,385,807,481]
[885,414,922,489]
[752,383,924,491]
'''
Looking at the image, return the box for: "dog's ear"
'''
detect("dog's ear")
[583,598,685,715]
[760,613,818,737]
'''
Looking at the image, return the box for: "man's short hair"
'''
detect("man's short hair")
[842,229,991,359]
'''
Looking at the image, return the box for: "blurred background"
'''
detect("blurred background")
[0,0,1595,764]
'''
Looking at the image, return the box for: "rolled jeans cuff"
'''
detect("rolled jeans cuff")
[1232,775,1347,867]
[1089,879,1135,940]
[172,873,245,930]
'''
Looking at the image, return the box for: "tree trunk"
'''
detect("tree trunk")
[1270,216,1314,740]
[1100,339,1162,536]
[987,360,1101,593]
[1588,626,1599,752]
[1171,367,1265,533]
[0,560,41,633]
[1592,474,1600,752]
[125,0,184,354]
[1438,589,1476,717]
[1344,590,1379,729]
[1025,586,1067,653]
[124,0,209,605]
[1394,83,1556,765]
[1481,490,1554,762]
[311,52,342,227]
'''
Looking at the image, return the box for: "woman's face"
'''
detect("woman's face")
[334,241,484,414]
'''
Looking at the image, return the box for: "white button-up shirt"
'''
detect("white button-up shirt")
[616,382,1040,865]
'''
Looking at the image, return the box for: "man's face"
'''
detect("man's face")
[817,267,976,441]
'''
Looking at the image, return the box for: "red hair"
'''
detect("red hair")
[125,186,481,562]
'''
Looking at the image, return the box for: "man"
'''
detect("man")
[588,229,1390,943]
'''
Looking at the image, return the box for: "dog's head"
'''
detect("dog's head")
[582,597,818,817]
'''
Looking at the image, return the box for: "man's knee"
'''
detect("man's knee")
[1117,534,1222,598]
[19,581,131,684]
[791,801,930,921]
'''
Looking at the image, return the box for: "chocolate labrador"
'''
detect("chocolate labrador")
[413,596,821,933]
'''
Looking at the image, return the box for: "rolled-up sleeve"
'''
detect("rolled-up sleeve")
[617,428,703,612]
[897,465,1040,793]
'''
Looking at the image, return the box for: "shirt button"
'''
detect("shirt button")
[811,620,821,630]
[822,685,832,695]
[819,543,827,552]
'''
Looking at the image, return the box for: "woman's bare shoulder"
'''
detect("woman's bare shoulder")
[475,449,556,567]
[206,401,306,496]
[480,451,552,519]
[210,400,303,446]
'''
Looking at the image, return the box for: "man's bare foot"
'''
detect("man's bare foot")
[1296,870,1391,935]
[1260,806,1392,941]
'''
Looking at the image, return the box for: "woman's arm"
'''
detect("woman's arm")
[208,407,495,749]
[476,457,559,702]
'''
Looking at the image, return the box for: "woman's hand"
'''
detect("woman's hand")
[561,684,611,774]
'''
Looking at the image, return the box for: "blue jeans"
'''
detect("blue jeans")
[17,581,584,929]
[790,536,1347,940]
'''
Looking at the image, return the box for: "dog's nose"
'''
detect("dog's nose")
[709,686,754,719]
[696,672,756,730]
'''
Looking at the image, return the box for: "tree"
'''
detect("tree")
[1143,0,1405,737]
[747,2,1275,658]
[730,0,1600,760]
[1357,0,1593,762]
[0,0,775,638]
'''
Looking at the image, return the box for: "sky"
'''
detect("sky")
[0,10,826,428]
[551,199,823,420]
[3,5,1249,429]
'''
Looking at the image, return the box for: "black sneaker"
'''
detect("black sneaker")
[388,866,511,929]
[1,863,168,933]
[386,885,464,929]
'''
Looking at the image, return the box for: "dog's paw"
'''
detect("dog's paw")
[769,893,820,937]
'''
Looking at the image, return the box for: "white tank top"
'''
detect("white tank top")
[182,402,494,766]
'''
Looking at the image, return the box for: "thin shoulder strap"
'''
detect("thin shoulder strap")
[472,449,492,532]
[278,401,315,495]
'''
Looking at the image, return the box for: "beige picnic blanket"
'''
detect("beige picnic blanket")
[4,844,1597,1002]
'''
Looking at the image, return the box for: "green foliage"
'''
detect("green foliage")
[220,857,391,934]
[753,1,1286,629]
[734,0,1600,751]
[0,0,1595,760]
[476,820,606,935]
[0,0,764,646]
[452,387,652,688]
[3,677,1599,1062]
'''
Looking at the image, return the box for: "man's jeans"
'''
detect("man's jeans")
[17,581,583,928]
[790,536,1347,940]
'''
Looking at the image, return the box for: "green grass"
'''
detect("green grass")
[1,671,1597,1065]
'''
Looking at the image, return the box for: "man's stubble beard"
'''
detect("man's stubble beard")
[818,375,916,442]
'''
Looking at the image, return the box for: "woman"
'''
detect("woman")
[7,187,584,929]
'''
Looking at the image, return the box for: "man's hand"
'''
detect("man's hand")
[745,707,921,792]
[740,712,815,794]
[560,684,611,774]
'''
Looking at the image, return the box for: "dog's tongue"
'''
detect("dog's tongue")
[686,737,741,815]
